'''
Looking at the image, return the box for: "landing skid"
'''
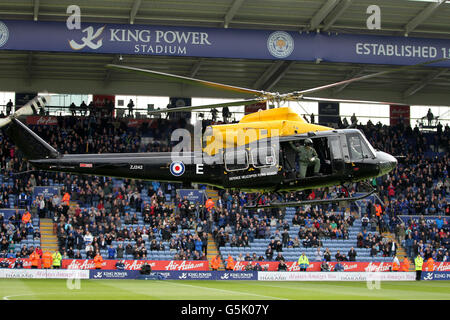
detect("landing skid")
[244,188,376,209]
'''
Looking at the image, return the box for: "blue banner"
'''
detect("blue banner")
[178,189,205,204]
[0,20,450,67]
[421,272,450,281]
[90,270,140,279]
[33,186,60,199]
[158,271,257,280]
[398,215,449,226]
[88,270,257,280]
[318,102,340,127]
[0,209,25,221]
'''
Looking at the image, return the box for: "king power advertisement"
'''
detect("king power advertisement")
[0,20,450,67]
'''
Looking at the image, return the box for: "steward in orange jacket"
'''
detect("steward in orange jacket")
[205,198,215,211]
[392,256,400,271]
[42,251,53,269]
[374,204,382,217]
[426,258,434,271]
[400,258,410,272]
[94,252,103,269]
[210,255,221,271]
[62,192,71,206]
[30,249,41,269]
[22,211,31,224]
[225,255,235,271]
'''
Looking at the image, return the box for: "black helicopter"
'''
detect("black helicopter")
[1,58,445,208]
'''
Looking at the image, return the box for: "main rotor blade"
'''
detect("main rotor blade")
[106,64,265,96]
[147,99,263,114]
[292,57,449,97]
[301,96,408,106]
[0,93,51,128]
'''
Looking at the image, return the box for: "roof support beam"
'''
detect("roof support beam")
[404,0,446,35]
[322,0,352,31]
[308,0,339,31]
[262,61,296,91]
[129,0,142,25]
[332,67,366,94]
[223,0,245,28]
[104,55,121,82]
[403,69,448,98]
[189,59,204,77]
[253,60,285,90]
[33,0,39,21]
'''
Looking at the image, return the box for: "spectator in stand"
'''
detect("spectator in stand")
[108,245,116,259]
[348,247,357,261]
[277,260,287,271]
[320,259,330,272]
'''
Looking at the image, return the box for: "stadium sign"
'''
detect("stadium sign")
[33,186,60,199]
[421,272,450,281]
[90,270,140,279]
[1,20,450,67]
[0,268,89,279]
[258,272,416,281]
[62,259,209,271]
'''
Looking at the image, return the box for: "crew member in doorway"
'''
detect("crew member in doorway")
[289,138,321,178]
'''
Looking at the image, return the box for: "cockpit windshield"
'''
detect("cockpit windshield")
[346,131,375,161]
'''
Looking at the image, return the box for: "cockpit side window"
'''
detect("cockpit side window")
[346,132,375,161]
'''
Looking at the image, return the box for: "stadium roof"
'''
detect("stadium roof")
[0,0,449,105]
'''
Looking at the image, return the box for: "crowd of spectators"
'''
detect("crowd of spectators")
[0,111,448,265]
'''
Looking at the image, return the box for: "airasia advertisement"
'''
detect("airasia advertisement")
[26,116,58,126]
[2,259,450,272]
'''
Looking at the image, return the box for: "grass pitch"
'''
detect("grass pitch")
[0,279,449,300]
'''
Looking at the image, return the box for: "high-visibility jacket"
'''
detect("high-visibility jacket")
[226,256,235,270]
[400,259,410,272]
[205,199,215,211]
[210,256,221,270]
[62,193,71,205]
[22,211,31,224]
[52,251,62,266]
[30,251,41,267]
[414,256,424,271]
[298,255,309,266]
[94,254,103,269]
[392,258,400,271]
[42,251,53,268]
[375,204,382,217]
[426,258,434,271]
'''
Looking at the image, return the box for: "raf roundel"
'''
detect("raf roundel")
[170,161,185,176]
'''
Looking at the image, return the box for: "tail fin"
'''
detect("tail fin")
[6,118,60,160]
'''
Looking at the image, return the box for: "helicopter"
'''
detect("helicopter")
[0,58,446,208]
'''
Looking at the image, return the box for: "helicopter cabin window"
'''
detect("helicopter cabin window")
[346,133,374,161]
[202,126,213,149]
[224,149,249,171]
[250,147,276,168]
[328,136,343,160]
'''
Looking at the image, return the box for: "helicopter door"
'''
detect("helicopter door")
[328,136,345,173]
[224,149,249,172]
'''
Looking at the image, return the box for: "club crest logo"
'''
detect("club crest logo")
[170,161,185,176]
[0,21,9,48]
[267,31,294,58]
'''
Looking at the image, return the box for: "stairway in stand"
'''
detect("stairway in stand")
[382,231,414,271]
[205,188,219,207]
[206,233,225,271]
[40,218,58,253]
[205,188,223,270]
